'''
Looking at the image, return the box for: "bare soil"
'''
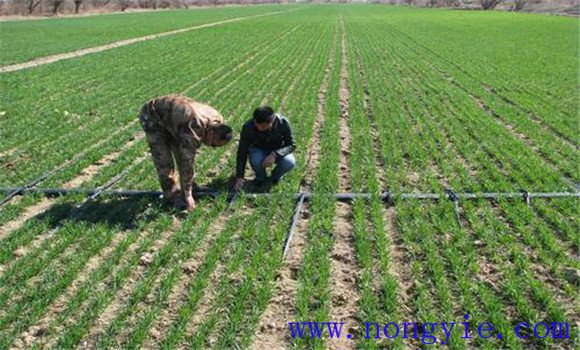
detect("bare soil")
[382,207,414,318]
[300,29,337,193]
[328,202,359,349]
[337,26,352,194]
[326,24,359,349]
[251,206,311,350]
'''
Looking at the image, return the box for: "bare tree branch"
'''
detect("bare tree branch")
[27,0,43,14]
[480,0,502,9]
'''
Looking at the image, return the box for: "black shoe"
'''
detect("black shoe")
[271,177,281,186]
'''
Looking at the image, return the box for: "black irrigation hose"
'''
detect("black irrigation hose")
[0,164,71,207]
[445,188,463,228]
[0,122,140,208]
[1,187,578,201]
[2,186,576,248]
[36,168,134,237]
[68,169,132,218]
[282,193,306,259]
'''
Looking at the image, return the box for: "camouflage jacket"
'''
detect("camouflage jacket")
[140,94,224,148]
[235,114,296,179]
[139,95,224,196]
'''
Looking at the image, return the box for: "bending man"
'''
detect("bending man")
[139,95,233,210]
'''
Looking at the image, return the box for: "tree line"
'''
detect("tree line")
[0,0,577,17]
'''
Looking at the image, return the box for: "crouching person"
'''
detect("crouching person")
[139,95,233,211]
[233,106,296,191]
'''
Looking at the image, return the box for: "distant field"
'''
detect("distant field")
[0,4,295,65]
[0,5,577,349]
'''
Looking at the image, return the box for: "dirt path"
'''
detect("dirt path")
[299,29,337,193]
[0,10,290,73]
[327,23,359,350]
[251,205,311,350]
[336,24,351,194]
[352,48,388,191]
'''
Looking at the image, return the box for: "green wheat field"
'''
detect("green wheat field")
[0,4,578,349]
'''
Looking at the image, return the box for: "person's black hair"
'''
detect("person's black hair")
[253,106,275,124]
[214,124,234,142]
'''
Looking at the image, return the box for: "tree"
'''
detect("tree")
[511,0,529,11]
[118,0,132,10]
[27,0,43,13]
[74,0,82,13]
[137,0,156,7]
[480,0,501,9]
[51,0,63,14]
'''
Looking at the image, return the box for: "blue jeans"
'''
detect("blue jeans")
[249,147,295,182]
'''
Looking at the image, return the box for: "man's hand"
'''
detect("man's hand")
[233,178,245,192]
[262,152,276,168]
[184,195,196,211]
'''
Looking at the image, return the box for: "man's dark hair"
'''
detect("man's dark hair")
[214,124,234,142]
[253,106,275,124]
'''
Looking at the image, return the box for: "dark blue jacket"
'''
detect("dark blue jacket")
[235,114,296,178]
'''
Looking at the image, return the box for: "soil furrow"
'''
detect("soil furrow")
[15,224,142,349]
[76,223,178,348]
[327,24,359,350]
[141,213,230,349]
[251,206,311,350]
[299,29,337,193]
